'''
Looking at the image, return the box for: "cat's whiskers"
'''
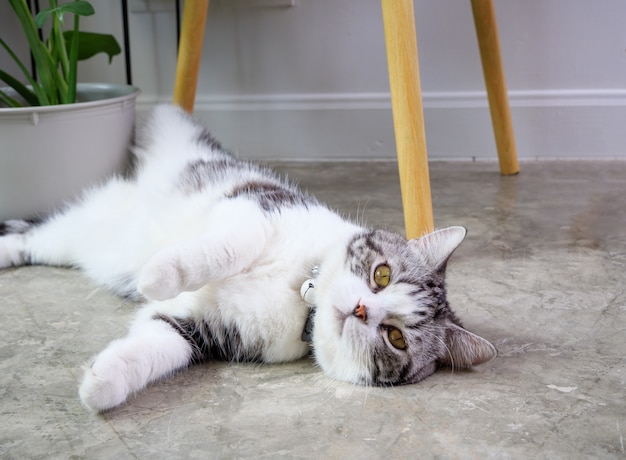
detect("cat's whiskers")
[303,373,339,403]
[308,371,374,409]
[421,328,455,373]
[354,200,370,228]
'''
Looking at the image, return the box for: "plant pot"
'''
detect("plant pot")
[0,83,140,221]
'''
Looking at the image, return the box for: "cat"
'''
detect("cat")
[0,105,496,412]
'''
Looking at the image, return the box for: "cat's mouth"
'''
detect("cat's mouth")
[334,305,366,338]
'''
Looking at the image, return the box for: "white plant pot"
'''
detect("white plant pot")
[0,83,140,221]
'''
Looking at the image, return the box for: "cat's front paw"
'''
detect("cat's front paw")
[79,342,135,412]
[137,260,183,301]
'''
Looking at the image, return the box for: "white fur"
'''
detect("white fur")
[79,319,192,411]
[409,226,467,269]
[0,234,26,268]
[0,106,495,411]
[311,243,423,384]
[2,106,364,410]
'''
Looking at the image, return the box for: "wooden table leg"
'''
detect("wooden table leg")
[471,0,519,175]
[173,0,210,113]
[381,0,434,239]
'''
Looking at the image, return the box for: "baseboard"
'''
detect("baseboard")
[136,90,626,160]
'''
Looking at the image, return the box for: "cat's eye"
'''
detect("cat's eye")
[373,264,391,288]
[387,327,406,350]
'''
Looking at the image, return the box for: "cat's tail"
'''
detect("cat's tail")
[133,104,226,162]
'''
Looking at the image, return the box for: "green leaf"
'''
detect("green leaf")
[62,31,121,64]
[56,0,96,16]
[7,0,55,105]
[0,34,50,105]
[0,92,22,108]
[35,1,95,28]
[0,69,40,106]
[5,0,114,106]
[0,93,19,107]
[0,88,25,108]
[67,13,80,103]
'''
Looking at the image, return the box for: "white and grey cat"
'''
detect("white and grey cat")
[0,105,496,412]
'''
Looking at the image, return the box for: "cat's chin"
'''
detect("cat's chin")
[313,356,372,387]
[311,307,374,385]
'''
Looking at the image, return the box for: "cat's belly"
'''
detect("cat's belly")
[135,275,311,364]
[213,275,311,363]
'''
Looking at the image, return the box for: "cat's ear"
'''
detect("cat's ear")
[439,320,497,368]
[408,226,467,270]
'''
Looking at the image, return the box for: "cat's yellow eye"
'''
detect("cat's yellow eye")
[387,327,406,350]
[374,264,391,288]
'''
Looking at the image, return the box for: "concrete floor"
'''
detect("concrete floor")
[1,160,625,459]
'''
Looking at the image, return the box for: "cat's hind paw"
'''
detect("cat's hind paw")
[0,235,26,269]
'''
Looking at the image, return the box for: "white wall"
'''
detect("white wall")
[2,0,626,160]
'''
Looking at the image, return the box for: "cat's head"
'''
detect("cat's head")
[310,226,496,386]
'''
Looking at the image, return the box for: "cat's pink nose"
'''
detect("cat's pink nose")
[353,303,367,322]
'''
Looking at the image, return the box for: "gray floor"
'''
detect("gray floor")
[1,160,625,459]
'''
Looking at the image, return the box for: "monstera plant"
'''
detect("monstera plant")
[0,0,121,108]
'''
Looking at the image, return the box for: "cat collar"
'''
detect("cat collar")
[300,266,318,343]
